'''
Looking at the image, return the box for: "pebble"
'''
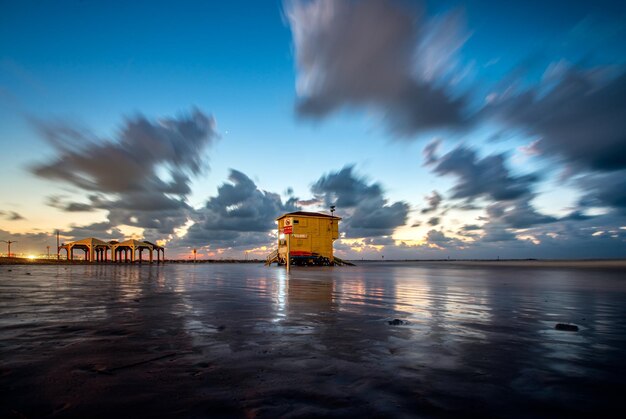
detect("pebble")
[555,323,579,332]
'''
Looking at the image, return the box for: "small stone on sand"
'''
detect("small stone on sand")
[555,323,579,332]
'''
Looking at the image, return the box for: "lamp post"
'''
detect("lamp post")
[1,240,17,258]
[330,205,336,265]
[193,248,197,263]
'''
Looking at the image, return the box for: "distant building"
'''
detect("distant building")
[267,211,341,266]
[58,238,165,263]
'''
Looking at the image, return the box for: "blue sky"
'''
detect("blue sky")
[1,0,625,259]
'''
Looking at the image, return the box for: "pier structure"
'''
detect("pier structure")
[58,237,111,262]
[58,237,165,263]
[110,239,165,263]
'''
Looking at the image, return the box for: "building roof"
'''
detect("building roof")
[276,211,341,221]
[63,237,111,247]
[59,237,165,250]
[114,239,154,248]
[143,240,164,249]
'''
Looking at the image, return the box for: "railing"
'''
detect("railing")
[265,249,279,266]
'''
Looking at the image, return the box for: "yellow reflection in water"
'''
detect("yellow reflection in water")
[273,268,287,321]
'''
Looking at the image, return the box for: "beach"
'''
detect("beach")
[1,262,625,418]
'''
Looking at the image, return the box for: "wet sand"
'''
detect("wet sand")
[414,259,626,270]
[1,262,625,418]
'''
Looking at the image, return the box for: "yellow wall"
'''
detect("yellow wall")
[277,215,339,261]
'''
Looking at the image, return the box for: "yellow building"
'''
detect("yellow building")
[269,211,341,266]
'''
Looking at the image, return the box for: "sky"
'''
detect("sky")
[1,0,625,260]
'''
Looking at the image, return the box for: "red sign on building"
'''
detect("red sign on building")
[283,225,293,234]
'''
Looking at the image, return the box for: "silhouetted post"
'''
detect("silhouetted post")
[330,205,336,264]
[47,246,50,258]
[56,230,60,261]
[193,248,197,263]
[1,240,17,258]
[286,234,290,273]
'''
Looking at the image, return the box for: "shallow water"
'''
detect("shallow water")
[1,262,625,417]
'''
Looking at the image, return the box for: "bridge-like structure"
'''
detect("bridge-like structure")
[58,237,165,263]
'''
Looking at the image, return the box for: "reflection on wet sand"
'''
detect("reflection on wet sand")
[1,262,625,417]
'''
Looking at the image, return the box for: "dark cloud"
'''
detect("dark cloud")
[491,67,626,172]
[577,170,626,215]
[423,229,465,249]
[31,108,217,237]
[180,169,298,249]
[107,204,192,239]
[311,166,382,208]
[311,165,409,237]
[427,216,440,226]
[285,0,470,135]
[387,212,626,259]
[32,108,216,194]
[423,138,442,164]
[480,213,626,257]
[47,195,100,212]
[349,200,410,238]
[424,141,561,248]
[62,222,125,242]
[485,201,557,229]
[425,229,451,244]
[420,190,442,214]
[479,223,518,243]
[426,142,538,202]
[0,210,25,221]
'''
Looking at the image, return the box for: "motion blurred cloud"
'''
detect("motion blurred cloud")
[32,108,216,194]
[181,169,299,249]
[285,0,469,135]
[311,165,409,237]
[30,108,218,239]
[420,190,442,214]
[491,67,626,172]
[0,210,25,221]
[425,142,538,202]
